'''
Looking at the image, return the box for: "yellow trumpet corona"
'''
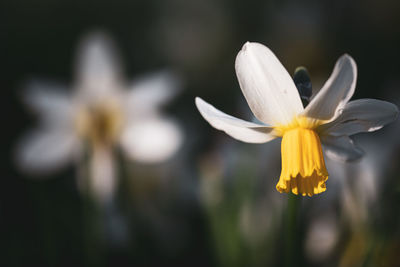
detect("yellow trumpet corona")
[275,117,328,196]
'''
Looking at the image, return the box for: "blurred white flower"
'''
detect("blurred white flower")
[16,32,183,203]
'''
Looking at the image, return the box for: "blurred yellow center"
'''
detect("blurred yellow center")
[275,117,328,197]
[75,101,123,146]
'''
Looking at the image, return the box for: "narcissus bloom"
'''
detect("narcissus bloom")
[196,42,398,197]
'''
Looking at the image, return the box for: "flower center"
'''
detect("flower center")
[274,117,328,196]
[75,101,123,146]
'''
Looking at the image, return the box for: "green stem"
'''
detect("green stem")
[82,193,103,267]
[285,194,300,267]
[79,147,106,267]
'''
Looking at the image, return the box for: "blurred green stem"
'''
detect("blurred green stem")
[83,192,103,267]
[285,194,300,267]
[80,147,105,267]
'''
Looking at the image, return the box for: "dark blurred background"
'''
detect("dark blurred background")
[2,0,400,266]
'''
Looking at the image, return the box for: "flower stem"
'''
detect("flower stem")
[78,146,106,267]
[285,193,300,267]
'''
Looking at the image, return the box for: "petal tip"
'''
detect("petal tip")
[239,41,267,52]
[241,41,252,51]
[393,104,400,118]
[383,101,400,123]
[195,96,206,109]
[339,53,357,69]
[238,42,269,56]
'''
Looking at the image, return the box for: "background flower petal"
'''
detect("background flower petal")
[89,147,117,204]
[235,42,303,125]
[23,80,75,125]
[75,32,122,100]
[120,117,183,163]
[196,97,277,143]
[124,70,182,117]
[318,99,399,136]
[303,54,357,121]
[15,128,79,174]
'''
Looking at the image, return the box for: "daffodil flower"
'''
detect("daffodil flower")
[17,33,183,203]
[196,42,398,197]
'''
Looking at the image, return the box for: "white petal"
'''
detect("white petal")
[124,70,181,117]
[120,117,183,163]
[195,97,277,143]
[318,99,399,136]
[322,135,364,162]
[303,54,357,120]
[16,128,79,174]
[89,147,116,204]
[23,81,75,125]
[75,32,122,99]
[235,42,303,125]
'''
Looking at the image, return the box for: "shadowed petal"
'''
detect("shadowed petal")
[318,99,399,136]
[322,135,364,162]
